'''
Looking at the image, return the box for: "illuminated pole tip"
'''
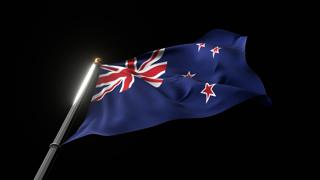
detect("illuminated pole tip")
[94,57,102,65]
[73,58,102,105]
[73,62,97,105]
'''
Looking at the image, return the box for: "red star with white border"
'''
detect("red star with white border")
[210,46,221,59]
[196,43,205,52]
[201,83,216,103]
[182,71,196,78]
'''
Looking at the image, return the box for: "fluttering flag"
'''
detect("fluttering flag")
[66,29,268,143]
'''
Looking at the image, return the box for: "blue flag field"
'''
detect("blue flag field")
[66,29,268,143]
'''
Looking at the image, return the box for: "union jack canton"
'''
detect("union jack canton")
[92,49,166,101]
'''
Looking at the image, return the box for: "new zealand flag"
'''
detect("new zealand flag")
[66,29,268,143]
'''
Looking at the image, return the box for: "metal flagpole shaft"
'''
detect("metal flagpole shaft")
[34,58,102,180]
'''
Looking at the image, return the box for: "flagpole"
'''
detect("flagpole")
[34,58,102,180]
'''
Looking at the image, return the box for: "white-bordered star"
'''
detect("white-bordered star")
[201,82,216,103]
[182,71,196,78]
[196,43,205,52]
[210,46,221,59]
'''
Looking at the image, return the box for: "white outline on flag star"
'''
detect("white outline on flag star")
[196,43,205,52]
[182,71,196,78]
[201,83,216,103]
[210,46,221,59]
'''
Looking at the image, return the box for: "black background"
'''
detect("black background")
[16,1,273,179]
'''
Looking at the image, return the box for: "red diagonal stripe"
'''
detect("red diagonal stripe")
[138,64,166,78]
[97,73,124,86]
[93,79,122,101]
[141,76,163,83]
[139,49,160,70]
[100,65,119,71]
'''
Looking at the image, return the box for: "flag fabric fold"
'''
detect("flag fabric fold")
[65,29,268,143]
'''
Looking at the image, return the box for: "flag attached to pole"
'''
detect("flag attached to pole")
[66,29,268,143]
